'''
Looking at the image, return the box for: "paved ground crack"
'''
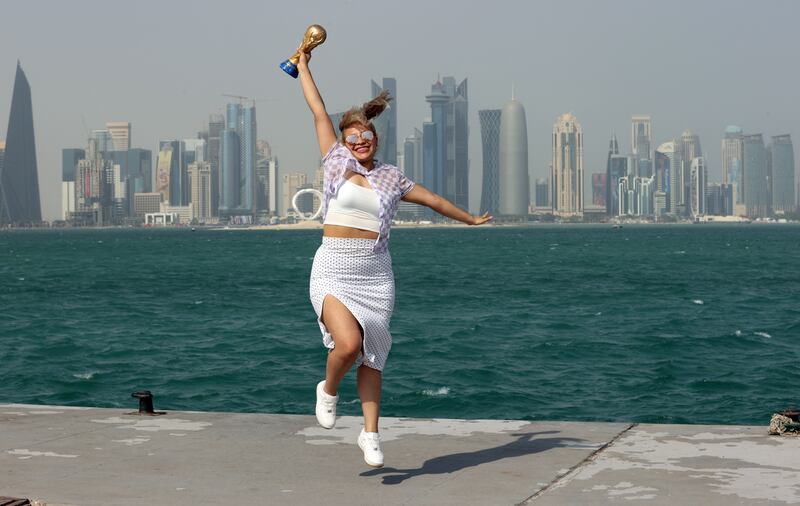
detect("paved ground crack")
[517,422,638,505]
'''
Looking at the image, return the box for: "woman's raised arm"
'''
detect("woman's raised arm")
[402,185,492,225]
[297,50,337,157]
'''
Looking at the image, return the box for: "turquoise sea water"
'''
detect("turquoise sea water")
[1,225,798,425]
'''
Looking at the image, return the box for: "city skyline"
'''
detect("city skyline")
[1,0,799,221]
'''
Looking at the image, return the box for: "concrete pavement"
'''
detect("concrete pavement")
[1,404,798,505]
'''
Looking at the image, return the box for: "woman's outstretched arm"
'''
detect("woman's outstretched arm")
[297,50,337,157]
[402,185,492,225]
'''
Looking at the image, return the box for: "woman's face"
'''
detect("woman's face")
[343,124,378,166]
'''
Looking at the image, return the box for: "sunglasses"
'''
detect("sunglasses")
[345,130,375,145]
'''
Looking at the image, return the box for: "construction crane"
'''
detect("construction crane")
[222,93,251,104]
[221,94,281,106]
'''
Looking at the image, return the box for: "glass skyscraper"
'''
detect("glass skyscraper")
[690,157,707,217]
[371,78,397,166]
[219,102,257,216]
[551,113,584,217]
[605,132,620,215]
[655,141,678,214]
[743,134,769,218]
[0,62,41,224]
[498,99,529,216]
[424,77,469,212]
[721,126,745,214]
[677,130,702,214]
[478,109,501,216]
[208,114,224,217]
[62,148,85,182]
[769,135,795,214]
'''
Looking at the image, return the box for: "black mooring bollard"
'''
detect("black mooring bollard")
[132,391,155,414]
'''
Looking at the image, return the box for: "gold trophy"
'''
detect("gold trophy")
[279,25,327,78]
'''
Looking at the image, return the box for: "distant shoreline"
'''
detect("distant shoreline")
[4,220,800,232]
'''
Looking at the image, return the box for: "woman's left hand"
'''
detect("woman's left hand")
[469,212,493,225]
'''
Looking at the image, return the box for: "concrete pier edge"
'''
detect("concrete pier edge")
[2,403,799,505]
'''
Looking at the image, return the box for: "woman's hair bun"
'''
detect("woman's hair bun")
[362,89,392,121]
[338,90,393,134]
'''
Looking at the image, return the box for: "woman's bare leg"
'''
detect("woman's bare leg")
[357,365,382,433]
[321,295,362,396]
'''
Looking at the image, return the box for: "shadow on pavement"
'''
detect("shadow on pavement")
[360,430,586,485]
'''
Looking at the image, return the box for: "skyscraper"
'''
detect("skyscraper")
[255,140,269,213]
[551,113,583,217]
[655,141,677,213]
[189,161,212,222]
[424,77,469,212]
[478,109,501,216]
[769,135,795,214]
[423,83,446,198]
[743,134,770,218]
[371,78,397,166]
[62,148,85,182]
[592,173,606,207]
[106,122,131,151]
[722,126,744,184]
[721,126,745,215]
[219,103,256,216]
[534,178,550,208]
[282,172,307,217]
[157,140,183,206]
[75,139,112,225]
[268,157,278,216]
[402,128,423,184]
[208,114,224,217]
[92,129,112,154]
[0,62,41,224]
[690,157,707,217]
[631,115,652,159]
[678,130,702,214]
[605,132,622,215]
[499,99,529,215]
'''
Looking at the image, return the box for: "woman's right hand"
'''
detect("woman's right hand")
[297,47,310,68]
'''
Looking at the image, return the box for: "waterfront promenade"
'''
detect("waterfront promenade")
[2,403,798,505]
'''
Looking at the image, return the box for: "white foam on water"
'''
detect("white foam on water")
[754,331,771,338]
[692,299,704,305]
[422,386,450,396]
[734,330,743,337]
[72,372,96,380]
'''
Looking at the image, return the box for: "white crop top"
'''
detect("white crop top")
[323,179,381,233]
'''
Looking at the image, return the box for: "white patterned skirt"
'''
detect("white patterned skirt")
[309,237,395,371]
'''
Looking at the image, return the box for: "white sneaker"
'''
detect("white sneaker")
[315,380,338,429]
[358,429,384,468]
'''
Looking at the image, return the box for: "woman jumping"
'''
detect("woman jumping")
[298,49,491,468]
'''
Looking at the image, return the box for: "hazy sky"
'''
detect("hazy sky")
[1,0,798,221]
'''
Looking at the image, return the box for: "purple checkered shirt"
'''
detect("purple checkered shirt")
[321,142,415,253]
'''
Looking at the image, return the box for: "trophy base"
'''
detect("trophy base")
[280,60,299,78]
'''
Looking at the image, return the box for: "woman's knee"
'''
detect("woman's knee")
[334,334,362,360]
